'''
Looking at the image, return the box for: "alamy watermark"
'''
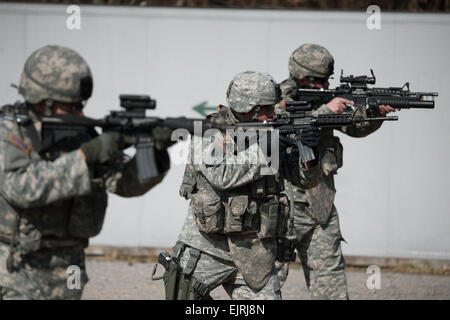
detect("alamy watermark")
[66,265,81,290]
[66,5,81,30]
[366,264,381,290]
[366,5,381,30]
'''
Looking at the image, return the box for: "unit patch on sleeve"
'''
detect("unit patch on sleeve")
[9,133,31,156]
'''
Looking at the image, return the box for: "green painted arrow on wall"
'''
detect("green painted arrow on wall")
[192,101,216,117]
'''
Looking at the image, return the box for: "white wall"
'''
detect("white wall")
[0,3,449,259]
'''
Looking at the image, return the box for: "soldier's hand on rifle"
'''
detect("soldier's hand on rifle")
[79,132,130,165]
[152,126,176,151]
[326,97,354,114]
[377,105,397,115]
[300,126,320,148]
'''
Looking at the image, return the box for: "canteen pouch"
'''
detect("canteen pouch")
[257,197,279,239]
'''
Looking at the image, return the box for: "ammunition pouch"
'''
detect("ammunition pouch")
[224,195,258,234]
[152,244,212,300]
[191,191,289,239]
[320,135,343,176]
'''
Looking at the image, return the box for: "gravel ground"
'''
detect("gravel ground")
[82,261,450,300]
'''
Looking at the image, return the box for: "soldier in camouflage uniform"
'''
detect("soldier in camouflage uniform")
[276,44,396,299]
[171,71,321,300]
[0,45,170,299]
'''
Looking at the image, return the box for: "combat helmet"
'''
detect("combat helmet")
[18,45,93,105]
[288,43,334,80]
[226,71,281,113]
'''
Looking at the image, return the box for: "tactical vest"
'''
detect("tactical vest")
[0,104,106,259]
[179,106,290,239]
[188,171,289,238]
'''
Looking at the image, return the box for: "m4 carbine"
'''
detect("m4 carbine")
[39,94,221,182]
[234,70,437,162]
[234,101,398,162]
[294,69,437,111]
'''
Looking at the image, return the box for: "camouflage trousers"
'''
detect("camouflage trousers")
[180,246,282,300]
[0,242,88,300]
[278,205,348,300]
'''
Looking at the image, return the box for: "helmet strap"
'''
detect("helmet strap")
[307,76,317,88]
[252,106,260,121]
[44,99,54,117]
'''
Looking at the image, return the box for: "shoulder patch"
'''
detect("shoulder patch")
[9,133,31,156]
[216,135,232,154]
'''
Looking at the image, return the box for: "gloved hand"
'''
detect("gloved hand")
[152,126,176,151]
[300,126,320,148]
[79,132,130,165]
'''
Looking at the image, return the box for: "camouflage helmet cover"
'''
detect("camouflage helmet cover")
[226,71,281,113]
[288,43,334,80]
[18,45,93,104]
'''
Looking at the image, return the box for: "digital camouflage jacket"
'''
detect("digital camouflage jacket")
[0,103,167,299]
[177,105,321,290]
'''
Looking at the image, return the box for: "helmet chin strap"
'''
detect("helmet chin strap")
[44,99,54,116]
[252,106,260,121]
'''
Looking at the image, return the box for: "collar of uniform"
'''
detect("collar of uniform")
[279,77,297,99]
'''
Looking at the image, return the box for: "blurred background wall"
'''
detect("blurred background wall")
[0,3,449,260]
[2,0,449,12]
